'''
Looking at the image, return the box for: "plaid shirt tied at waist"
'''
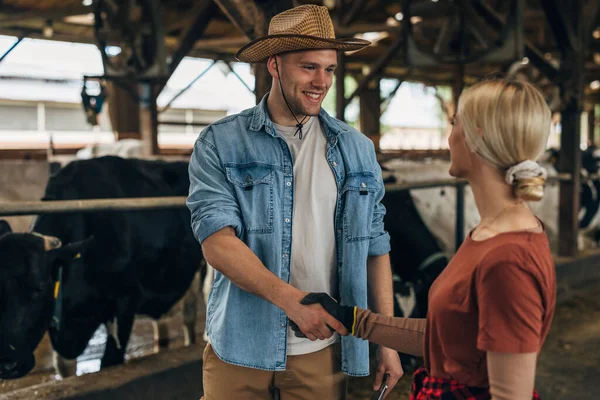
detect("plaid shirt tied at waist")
[410,367,541,400]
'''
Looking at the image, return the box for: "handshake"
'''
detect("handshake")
[289,293,357,338]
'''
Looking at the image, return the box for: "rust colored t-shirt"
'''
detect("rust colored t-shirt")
[424,230,556,387]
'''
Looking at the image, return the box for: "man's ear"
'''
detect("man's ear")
[0,220,12,237]
[265,55,280,79]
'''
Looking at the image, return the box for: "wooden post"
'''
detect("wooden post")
[139,83,160,156]
[545,0,585,257]
[359,78,381,151]
[254,65,271,104]
[453,63,465,112]
[336,52,346,121]
[588,105,596,146]
[107,81,140,140]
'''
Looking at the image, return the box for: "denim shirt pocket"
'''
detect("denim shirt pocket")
[342,173,379,242]
[225,164,274,233]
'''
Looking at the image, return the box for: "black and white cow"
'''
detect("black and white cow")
[0,221,89,379]
[0,156,204,378]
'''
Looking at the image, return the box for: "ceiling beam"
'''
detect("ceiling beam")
[346,35,404,107]
[213,0,258,39]
[541,0,577,53]
[0,5,91,28]
[169,0,218,74]
[342,0,367,26]
[472,1,558,80]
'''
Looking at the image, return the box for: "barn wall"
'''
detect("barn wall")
[0,160,52,232]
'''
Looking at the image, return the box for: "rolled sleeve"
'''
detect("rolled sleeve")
[187,128,244,244]
[368,160,391,257]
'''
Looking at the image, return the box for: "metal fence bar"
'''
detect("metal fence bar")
[0,197,188,217]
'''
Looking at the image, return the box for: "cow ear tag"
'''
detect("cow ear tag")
[52,266,64,330]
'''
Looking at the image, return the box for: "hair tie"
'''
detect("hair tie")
[505,160,547,185]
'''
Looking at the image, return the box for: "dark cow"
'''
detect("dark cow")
[0,221,89,379]
[379,174,448,369]
[0,156,204,378]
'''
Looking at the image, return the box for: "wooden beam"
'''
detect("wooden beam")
[336,52,346,121]
[341,0,367,26]
[472,1,559,80]
[169,1,217,75]
[541,0,577,53]
[346,35,404,107]
[0,5,90,27]
[588,105,597,146]
[557,0,585,257]
[213,0,257,39]
[359,78,381,150]
[139,83,160,156]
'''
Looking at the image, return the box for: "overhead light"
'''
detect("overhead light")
[410,16,423,24]
[431,0,439,2]
[82,0,93,6]
[544,52,552,60]
[594,28,600,39]
[394,12,404,21]
[590,80,600,90]
[594,53,600,65]
[386,17,400,27]
[362,65,371,76]
[521,57,529,65]
[42,20,54,38]
[105,46,121,57]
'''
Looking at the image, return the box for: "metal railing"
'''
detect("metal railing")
[0,172,577,252]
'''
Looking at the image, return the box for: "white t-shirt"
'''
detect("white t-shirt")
[273,116,339,355]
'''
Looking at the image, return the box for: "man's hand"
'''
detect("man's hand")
[285,292,349,340]
[374,346,403,398]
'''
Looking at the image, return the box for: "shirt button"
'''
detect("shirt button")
[332,161,337,167]
[286,181,292,187]
[337,228,342,233]
[283,253,288,258]
[330,138,335,143]
[361,182,366,188]
[281,323,285,328]
[285,218,290,223]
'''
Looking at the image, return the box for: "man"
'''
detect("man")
[187,4,402,399]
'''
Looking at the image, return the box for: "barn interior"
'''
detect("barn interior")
[1,1,600,399]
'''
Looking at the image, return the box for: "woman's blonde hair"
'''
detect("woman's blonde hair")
[458,78,552,201]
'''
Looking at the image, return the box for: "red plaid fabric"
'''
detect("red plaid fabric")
[410,367,541,400]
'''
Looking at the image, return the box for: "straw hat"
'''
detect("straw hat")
[235,5,371,63]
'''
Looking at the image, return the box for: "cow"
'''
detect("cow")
[0,156,205,379]
[0,220,89,379]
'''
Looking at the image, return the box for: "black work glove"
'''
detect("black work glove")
[289,292,356,338]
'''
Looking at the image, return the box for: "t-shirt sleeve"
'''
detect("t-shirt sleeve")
[476,260,544,353]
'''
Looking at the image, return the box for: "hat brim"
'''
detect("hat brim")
[235,34,371,63]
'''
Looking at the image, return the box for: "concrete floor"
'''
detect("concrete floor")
[1,285,599,399]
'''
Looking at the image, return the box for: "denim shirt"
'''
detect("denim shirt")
[187,95,390,376]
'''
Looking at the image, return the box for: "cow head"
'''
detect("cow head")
[46,234,106,361]
[0,221,91,379]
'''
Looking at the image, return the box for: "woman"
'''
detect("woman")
[292,78,555,400]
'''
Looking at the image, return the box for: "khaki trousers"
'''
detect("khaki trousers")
[201,343,347,400]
